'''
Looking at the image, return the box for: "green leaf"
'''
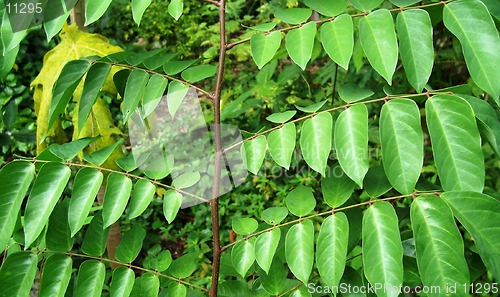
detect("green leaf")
[380,99,423,194]
[163,190,182,224]
[85,0,113,26]
[363,165,392,198]
[290,286,312,297]
[338,83,374,103]
[75,260,106,297]
[241,135,267,175]
[116,154,138,172]
[0,252,37,297]
[248,21,279,31]
[133,273,159,297]
[49,136,100,160]
[334,104,369,187]
[44,11,71,42]
[349,0,384,11]
[128,179,156,219]
[396,9,433,92]
[115,225,146,263]
[69,168,103,237]
[39,255,72,297]
[167,80,189,118]
[231,238,256,277]
[125,49,165,66]
[275,8,312,25]
[285,220,314,284]
[46,200,73,251]
[444,0,500,103]
[321,170,355,208]
[78,62,111,133]
[317,213,349,288]
[122,69,150,124]
[0,161,34,252]
[411,196,469,295]
[168,0,184,21]
[143,53,177,71]
[285,21,317,70]
[81,211,110,257]
[304,0,347,16]
[390,0,420,7]
[255,229,281,274]
[181,65,217,83]
[261,207,288,225]
[268,123,296,169]
[110,267,135,297]
[47,60,91,134]
[232,218,258,235]
[300,112,332,177]
[425,94,484,191]
[260,260,288,295]
[150,250,172,272]
[266,110,296,123]
[84,138,125,166]
[285,185,316,217]
[163,60,196,75]
[251,31,282,69]
[102,172,133,228]
[295,100,326,113]
[321,14,353,70]
[172,171,200,189]
[142,74,169,118]
[359,9,398,85]
[132,0,152,25]
[168,253,198,278]
[24,162,71,247]
[362,202,403,297]
[167,283,186,297]
[442,191,500,281]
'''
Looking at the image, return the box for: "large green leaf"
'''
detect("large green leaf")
[261,207,288,225]
[127,179,156,219]
[110,267,135,297]
[350,0,384,11]
[300,112,332,177]
[303,0,347,16]
[102,172,133,228]
[285,21,317,70]
[44,10,71,42]
[380,99,423,194]
[241,135,267,175]
[251,31,282,69]
[49,136,99,160]
[396,9,433,92]
[425,95,484,192]
[411,196,469,295]
[285,186,316,217]
[0,161,34,252]
[142,74,169,118]
[232,218,258,235]
[115,225,146,263]
[442,191,500,281]
[75,260,106,297]
[334,104,369,187]
[444,0,500,103]
[321,14,353,70]
[181,65,217,83]
[39,255,72,297]
[317,213,349,288]
[260,260,288,295]
[85,0,113,25]
[81,211,110,256]
[122,69,149,124]
[359,9,398,85]
[24,162,71,247]
[0,252,38,297]
[275,8,312,25]
[285,219,314,284]
[362,202,403,297]
[255,228,281,274]
[132,273,159,297]
[132,0,152,25]
[231,238,256,277]
[168,253,198,278]
[163,190,182,224]
[268,122,296,169]
[46,200,73,251]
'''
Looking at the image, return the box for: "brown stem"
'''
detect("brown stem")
[70,0,87,32]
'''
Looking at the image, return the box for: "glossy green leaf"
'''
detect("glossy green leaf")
[128,179,156,219]
[304,0,347,16]
[143,53,177,71]
[390,0,420,6]
[350,0,384,11]
[286,185,316,217]
[168,0,183,20]
[163,60,196,76]
[83,138,125,166]
[116,154,138,172]
[286,21,317,70]
[442,191,500,281]
[142,74,168,118]
[232,218,258,235]
[232,238,256,277]
[397,9,433,92]
[255,228,281,274]
[300,112,332,177]
[321,171,355,208]
[362,202,403,297]
[364,165,392,198]
[426,95,484,191]
[261,207,288,225]
[317,213,349,288]
[338,83,374,103]
[163,190,182,224]
[248,21,279,31]
[168,253,198,278]
[260,260,288,295]
[339,267,366,297]
[167,283,186,297]
[268,122,296,169]
[275,8,312,24]
[122,69,149,124]
[47,60,91,134]
[181,65,217,83]
[131,273,159,297]
[411,196,469,295]
[321,14,353,70]
[444,0,500,103]
[251,31,282,69]
[78,62,111,133]
[167,80,189,118]
[359,9,398,85]
[479,0,500,21]
[0,252,37,297]
[290,286,312,297]
[150,250,172,272]
[110,267,135,297]
[49,136,100,160]
[44,10,71,42]
[285,220,314,284]
[39,255,72,297]
[295,100,326,113]
[81,211,110,256]
[24,162,71,247]
[0,161,34,252]
[115,225,146,263]
[84,0,113,25]
[241,135,266,175]
[334,104,369,187]
[125,49,165,66]
[132,0,152,25]
[46,200,73,251]
[173,171,200,189]
[75,260,105,297]
[102,172,133,228]
[266,110,296,123]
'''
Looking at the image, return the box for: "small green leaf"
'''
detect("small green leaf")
[390,0,420,6]
[350,0,384,11]
[102,173,133,228]
[132,0,152,25]
[338,83,374,103]
[163,190,182,224]
[232,238,256,277]
[122,70,150,124]
[295,100,326,113]
[275,8,312,24]
[44,11,71,42]
[285,186,316,217]
[0,252,38,297]
[285,220,314,284]
[173,171,201,189]
[181,65,217,83]
[116,154,138,172]
[286,21,317,70]
[251,31,282,69]
[83,139,125,166]
[75,260,106,297]
[248,21,279,31]
[167,81,189,118]
[232,218,259,235]
[300,112,332,177]
[364,165,392,198]
[39,255,72,297]
[142,74,168,118]
[261,207,288,225]
[268,123,296,169]
[321,14,353,70]
[46,200,73,252]
[110,267,135,297]
[85,0,113,26]
[79,62,111,133]
[163,60,196,75]
[241,135,267,175]
[115,225,146,263]
[128,179,156,219]
[151,250,172,272]
[167,283,186,296]
[49,136,100,160]
[321,171,355,208]
[81,211,110,257]
[143,53,177,70]
[255,229,281,274]
[168,253,198,278]
[131,273,159,297]
[168,0,184,21]
[304,0,347,16]
[266,110,296,123]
